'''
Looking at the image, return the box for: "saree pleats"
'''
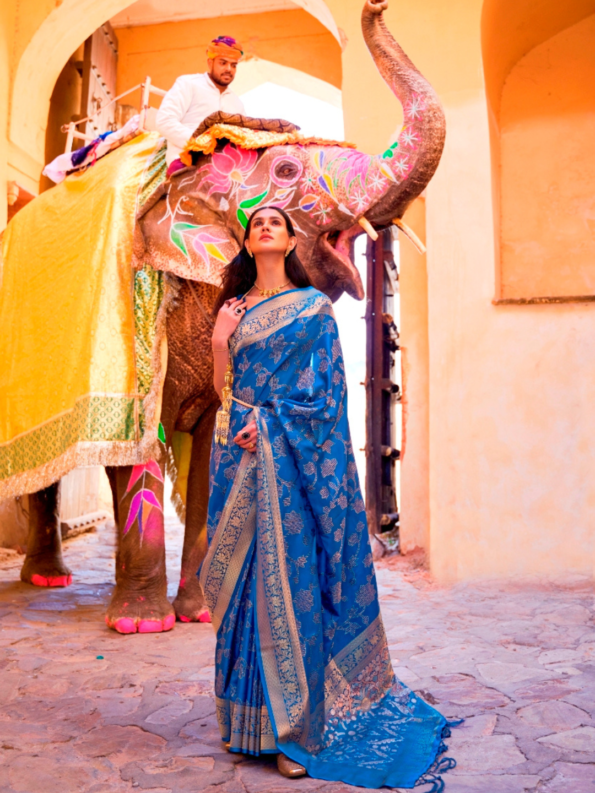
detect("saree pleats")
[200,288,456,789]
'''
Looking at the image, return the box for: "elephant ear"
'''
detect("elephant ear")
[160,221,239,286]
[135,178,239,285]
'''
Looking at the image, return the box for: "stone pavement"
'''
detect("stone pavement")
[1,515,595,793]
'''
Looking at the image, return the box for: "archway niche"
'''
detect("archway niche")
[481,0,595,301]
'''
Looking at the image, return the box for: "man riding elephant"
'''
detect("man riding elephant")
[0,0,445,634]
[156,34,245,177]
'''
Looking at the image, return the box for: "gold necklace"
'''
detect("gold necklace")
[253,279,291,298]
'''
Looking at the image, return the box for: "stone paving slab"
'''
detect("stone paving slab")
[0,518,594,792]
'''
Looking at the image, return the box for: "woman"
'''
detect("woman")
[201,206,457,788]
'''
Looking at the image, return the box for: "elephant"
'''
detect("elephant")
[16,0,445,633]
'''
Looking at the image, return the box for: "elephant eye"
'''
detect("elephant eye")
[274,161,299,180]
[270,155,303,187]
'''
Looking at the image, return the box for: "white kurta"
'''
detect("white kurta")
[156,72,245,165]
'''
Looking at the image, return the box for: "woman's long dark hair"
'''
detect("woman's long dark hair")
[213,206,311,314]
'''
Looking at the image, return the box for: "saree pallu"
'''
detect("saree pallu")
[200,287,456,789]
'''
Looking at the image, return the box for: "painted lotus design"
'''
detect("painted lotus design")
[199,143,258,197]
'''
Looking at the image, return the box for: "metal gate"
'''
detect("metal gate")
[365,230,400,550]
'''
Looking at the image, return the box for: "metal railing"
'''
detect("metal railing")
[60,76,167,153]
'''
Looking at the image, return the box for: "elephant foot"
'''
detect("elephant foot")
[21,555,73,588]
[105,588,175,635]
[173,578,211,624]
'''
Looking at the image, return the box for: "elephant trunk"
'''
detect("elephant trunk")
[361,0,446,226]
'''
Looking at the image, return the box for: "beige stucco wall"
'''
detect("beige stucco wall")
[429,91,595,578]
[426,44,595,579]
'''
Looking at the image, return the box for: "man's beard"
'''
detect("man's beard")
[210,71,233,87]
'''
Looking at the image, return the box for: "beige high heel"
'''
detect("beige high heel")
[277,752,306,778]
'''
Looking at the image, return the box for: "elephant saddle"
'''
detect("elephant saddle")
[181,111,354,163]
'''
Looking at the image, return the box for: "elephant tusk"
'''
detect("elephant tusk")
[393,218,426,255]
[358,217,379,241]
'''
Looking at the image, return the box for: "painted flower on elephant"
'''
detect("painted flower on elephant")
[169,223,230,273]
[192,231,228,268]
[302,147,392,220]
[199,143,258,198]
[399,126,420,149]
[404,93,426,120]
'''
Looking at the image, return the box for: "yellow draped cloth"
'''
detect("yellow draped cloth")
[0,132,166,501]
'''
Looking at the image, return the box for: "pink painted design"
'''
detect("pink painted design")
[162,614,175,631]
[399,126,420,149]
[107,614,175,633]
[391,156,411,177]
[138,619,165,633]
[111,617,137,634]
[199,144,258,197]
[404,94,426,120]
[192,232,228,266]
[304,147,387,217]
[270,187,295,211]
[179,577,187,588]
[336,151,376,193]
[298,90,427,218]
[30,573,73,587]
[126,460,163,493]
[124,488,163,536]
[177,610,211,623]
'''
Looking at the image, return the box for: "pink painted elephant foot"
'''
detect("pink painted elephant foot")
[105,588,175,634]
[21,554,73,588]
[173,579,211,624]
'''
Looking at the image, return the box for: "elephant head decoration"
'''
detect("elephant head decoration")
[136,0,445,299]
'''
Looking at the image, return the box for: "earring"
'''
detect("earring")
[285,246,292,257]
[247,248,253,258]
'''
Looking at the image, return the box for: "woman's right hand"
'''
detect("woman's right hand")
[212,297,247,347]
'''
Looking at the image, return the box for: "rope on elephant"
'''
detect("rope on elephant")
[188,282,215,328]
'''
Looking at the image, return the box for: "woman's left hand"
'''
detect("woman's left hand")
[234,420,258,453]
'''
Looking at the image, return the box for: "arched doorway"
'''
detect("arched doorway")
[9,0,340,174]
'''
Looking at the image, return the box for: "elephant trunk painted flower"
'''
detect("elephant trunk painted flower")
[138,0,445,303]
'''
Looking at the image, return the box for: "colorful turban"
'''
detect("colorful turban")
[207,36,244,62]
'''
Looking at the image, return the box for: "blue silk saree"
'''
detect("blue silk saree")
[200,287,456,790]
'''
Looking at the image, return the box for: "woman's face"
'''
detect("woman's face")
[245,210,295,257]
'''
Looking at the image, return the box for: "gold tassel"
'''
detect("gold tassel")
[215,358,234,445]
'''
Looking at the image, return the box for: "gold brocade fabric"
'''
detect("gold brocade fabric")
[0,132,165,501]
[180,123,355,164]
